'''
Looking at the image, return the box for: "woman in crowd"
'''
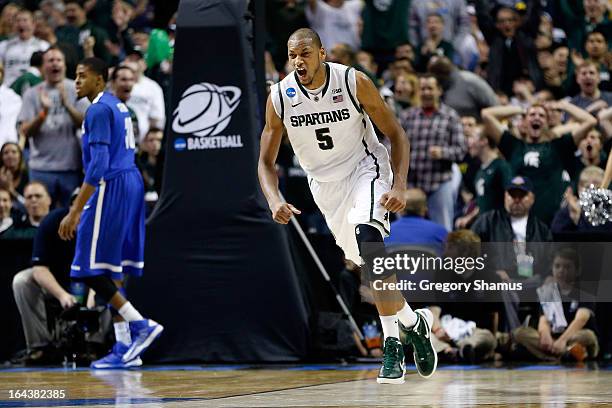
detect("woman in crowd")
[0,142,29,212]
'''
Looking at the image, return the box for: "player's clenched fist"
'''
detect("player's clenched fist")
[380,187,406,213]
[272,202,301,224]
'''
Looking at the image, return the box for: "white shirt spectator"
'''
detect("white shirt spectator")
[0,84,22,146]
[305,0,363,51]
[127,75,166,143]
[0,37,49,87]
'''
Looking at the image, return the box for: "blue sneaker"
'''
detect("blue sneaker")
[122,319,164,363]
[91,342,142,369]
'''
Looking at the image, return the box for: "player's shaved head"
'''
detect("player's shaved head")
[288,28,322,49]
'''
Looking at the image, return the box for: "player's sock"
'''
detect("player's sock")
[114,321,131,345]
[118,302,144,322]
[379,314,399,339]
[397,301,417,328]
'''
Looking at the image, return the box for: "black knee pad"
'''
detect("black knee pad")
[74,275,118,303]
[356,224,393,280]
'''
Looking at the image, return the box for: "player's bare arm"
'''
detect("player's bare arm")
[355,71,409,213]
[258,93,301,224]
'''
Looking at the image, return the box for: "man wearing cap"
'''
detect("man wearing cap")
[472,175,552,330]
[472,176,551,243]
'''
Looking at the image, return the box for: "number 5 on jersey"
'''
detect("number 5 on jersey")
[315,127,333,150]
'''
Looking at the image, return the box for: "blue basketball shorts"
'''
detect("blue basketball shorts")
[71,169,145,280]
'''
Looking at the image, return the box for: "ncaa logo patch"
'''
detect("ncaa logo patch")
[286,87,296,98]
[172,82,241,137]
[174,138,187,151]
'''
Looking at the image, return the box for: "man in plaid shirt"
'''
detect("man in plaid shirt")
[401,74,466,231]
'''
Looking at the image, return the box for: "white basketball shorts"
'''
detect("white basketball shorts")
[308,144,392,264]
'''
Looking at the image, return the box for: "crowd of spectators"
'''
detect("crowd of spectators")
[268,0,612,363]
[0,0,173,365]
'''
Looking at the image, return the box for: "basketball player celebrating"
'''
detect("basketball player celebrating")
[58,58,163,368]
[258,29,437,384]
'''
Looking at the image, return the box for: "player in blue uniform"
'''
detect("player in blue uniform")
[59,58,163,368]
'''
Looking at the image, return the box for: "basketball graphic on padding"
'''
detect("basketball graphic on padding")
[172,82,241,137]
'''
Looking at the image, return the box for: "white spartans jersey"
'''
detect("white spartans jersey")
[271,62,384,182]
[0,36,49,87]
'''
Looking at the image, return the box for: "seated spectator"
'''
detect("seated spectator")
[553,166,612,235]
[570,61,612,111]
[0,142,29,210]
[472,176,553,330]
[481,101,597,224]
[0,63,22,147]
[123,50,165,143]
[0,9,49,87]
[513,248,599,361]
[11,206,77,365]
[385,188,448,255]
[137,127,163,205]
[427,56,497,120]
[471,176,552,278]
[428,230,498,364]
[10,50,44,96]
[416,13,455,72]
[0,187,13,235]
[1,181,51,240]
[456,130,512,229]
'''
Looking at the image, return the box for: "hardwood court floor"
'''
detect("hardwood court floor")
[1,363,612,407]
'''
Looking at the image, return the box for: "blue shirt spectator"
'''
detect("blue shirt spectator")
[385,188,448,255]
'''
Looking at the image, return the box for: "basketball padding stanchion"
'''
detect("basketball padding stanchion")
[282,194,364,340]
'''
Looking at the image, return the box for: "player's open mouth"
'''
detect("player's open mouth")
[296,68,307,79]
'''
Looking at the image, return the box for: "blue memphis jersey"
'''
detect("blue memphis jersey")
[82,92,137,180]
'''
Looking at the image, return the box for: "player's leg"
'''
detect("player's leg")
[71,175,161,367]
[117,171,163,363]
[354,223,405,384]
[90,279,143,369]
[353,149,437,380]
